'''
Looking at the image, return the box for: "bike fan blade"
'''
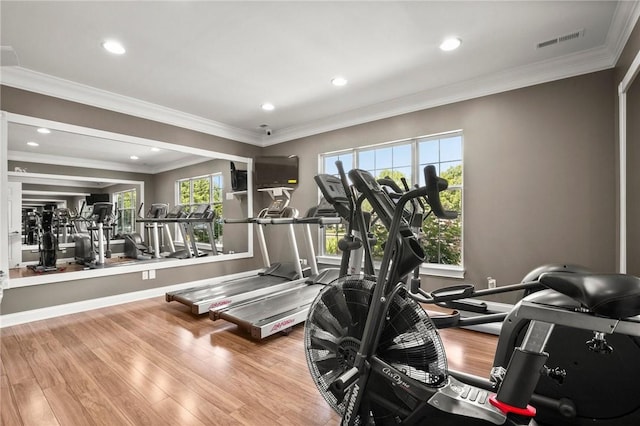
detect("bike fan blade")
[320,285,353,329]
[309,302,345,337]
[309,327,340,352]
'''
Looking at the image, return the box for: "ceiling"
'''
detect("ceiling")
[1,1,639,147]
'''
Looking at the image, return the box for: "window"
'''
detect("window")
[418,135,462,266]
[112,189,136,237]
[319,131,463,275]
[176,174,224,244]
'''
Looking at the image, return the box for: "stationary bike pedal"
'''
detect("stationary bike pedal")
[586,331,614,354]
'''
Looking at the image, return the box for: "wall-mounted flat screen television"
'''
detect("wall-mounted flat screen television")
[255,156,299,188]
[86,193,110,206]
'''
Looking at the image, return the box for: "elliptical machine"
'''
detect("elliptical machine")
[27,209,58,273]
[124,203,168,260]
[75,202,114,267]
[24,210,39,245]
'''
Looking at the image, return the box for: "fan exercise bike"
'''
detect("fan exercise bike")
[304,163,640,425]
[373,172,640,424]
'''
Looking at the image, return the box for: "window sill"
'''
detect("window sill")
[316,255,464,279]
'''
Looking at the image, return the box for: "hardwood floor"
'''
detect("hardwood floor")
[1,297,497,425]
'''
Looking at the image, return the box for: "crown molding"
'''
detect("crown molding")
[608,0,640,64]
[1,67,264,146]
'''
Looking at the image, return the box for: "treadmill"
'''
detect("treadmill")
[165,193,310,314]
[209,178,351,339]
[176,203,218,257]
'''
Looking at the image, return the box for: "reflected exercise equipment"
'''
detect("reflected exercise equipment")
[27,209,58,273]
[125,203,169,260]
[75,202,115,268]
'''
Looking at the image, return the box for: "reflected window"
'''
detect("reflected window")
[112,188,137,237]
[176,173,224,244]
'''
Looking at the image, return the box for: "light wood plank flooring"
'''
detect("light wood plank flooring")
[1,297,497,425]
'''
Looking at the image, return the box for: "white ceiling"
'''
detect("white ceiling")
[1,1,639,147]
[7,122,210,174]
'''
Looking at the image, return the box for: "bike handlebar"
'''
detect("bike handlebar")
[424,165,458,220]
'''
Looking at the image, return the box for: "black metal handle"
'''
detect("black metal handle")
[424,165,458,219]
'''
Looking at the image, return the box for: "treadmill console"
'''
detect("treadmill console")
[166,205,186,218]
[266,198,290,216]
[189,203,211,218]
[314,174,351,220]
[148,203,169,219]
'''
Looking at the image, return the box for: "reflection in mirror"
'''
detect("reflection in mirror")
[5,117,251,282]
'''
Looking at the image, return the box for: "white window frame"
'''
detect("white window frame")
[112,188,137,236]
[175,173,224,246]
[317,130,464,279]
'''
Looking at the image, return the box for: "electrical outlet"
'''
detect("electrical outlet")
[487,277,497,289]
[142,271,149,280]
[149,269,156,279]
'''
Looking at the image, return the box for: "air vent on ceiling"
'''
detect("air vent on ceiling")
[537,38,558,49]
[536,29,584,49]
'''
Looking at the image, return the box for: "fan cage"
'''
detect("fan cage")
[304,274,448,421]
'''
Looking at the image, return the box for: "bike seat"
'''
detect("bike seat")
[539,272,640,319]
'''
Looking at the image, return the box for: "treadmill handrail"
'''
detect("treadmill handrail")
[294,217,342,225]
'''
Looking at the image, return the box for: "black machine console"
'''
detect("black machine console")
[314,174,351,220]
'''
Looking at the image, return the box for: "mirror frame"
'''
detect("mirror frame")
[1,112,253,288]
[619,49,640,273]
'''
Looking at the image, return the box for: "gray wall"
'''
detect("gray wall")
[264,70,616,302]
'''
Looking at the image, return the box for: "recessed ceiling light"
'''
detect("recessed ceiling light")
[102,40,126,55]
[331,76,348,87]
[27,141,39,147]
[440,37,461,52]
[37,128,51,134]
[150,147,160,152]
[130,155,139,160]
[261,103,275,111]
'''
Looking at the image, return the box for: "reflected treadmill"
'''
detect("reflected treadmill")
[166,197,307,314]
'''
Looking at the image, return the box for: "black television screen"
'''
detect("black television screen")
[255,156,299,188]
[86,193,110,206]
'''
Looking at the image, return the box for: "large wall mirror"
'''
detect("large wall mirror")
[620,49,640,274]
[1,113,253,287]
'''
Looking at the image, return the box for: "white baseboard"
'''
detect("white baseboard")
[0,269,259,328]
